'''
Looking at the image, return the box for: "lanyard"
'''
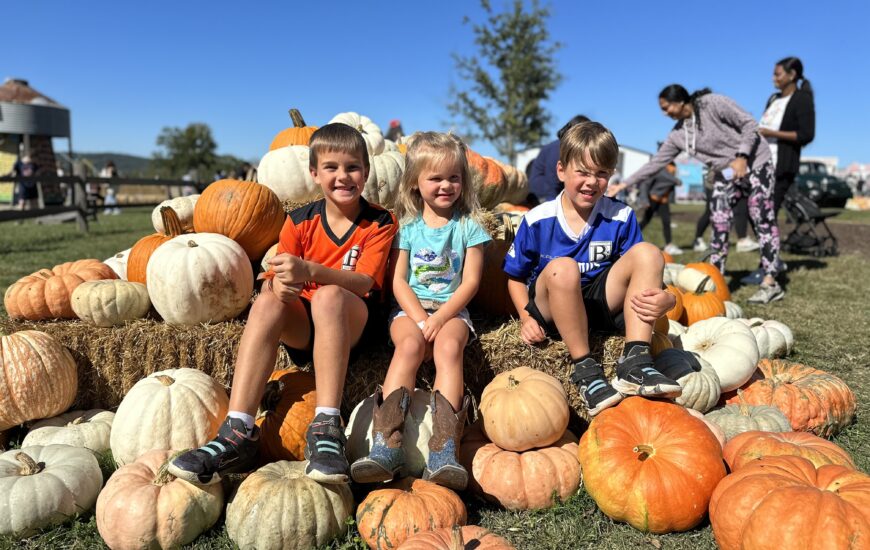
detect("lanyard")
[684,113,697,158]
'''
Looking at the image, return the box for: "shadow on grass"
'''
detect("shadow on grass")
[727,258,827,293]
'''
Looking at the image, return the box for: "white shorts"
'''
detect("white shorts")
[388,302,477,344]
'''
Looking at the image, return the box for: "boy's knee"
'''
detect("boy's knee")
[629,242,665,267]
[250,289,288,318]
[542,257,581,288]
[310,285,354,312]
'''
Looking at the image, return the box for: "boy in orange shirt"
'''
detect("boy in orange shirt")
[170,123,397,484]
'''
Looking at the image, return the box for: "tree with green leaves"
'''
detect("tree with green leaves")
[152,123,219,180]
[449,0,562,165]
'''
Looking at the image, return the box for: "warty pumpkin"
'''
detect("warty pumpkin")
[71,279,150,327]
[269,108,318,150]
[675,316,759,392]
[723,430,855,471]
[704,399,792,442]
[127,207,186,285]
[22,409,114,453]
[397,525,515,550]
[4,259,118,320]
[256,368,317,463]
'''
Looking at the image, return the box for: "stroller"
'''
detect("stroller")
[781,190,839,257]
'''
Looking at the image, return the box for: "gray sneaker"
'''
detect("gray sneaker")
[748,282,785,304]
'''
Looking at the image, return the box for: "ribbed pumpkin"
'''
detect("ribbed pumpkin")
[151,194,199,233]
[329,111,385,155]
[665,284,684,321]
[270,108,318,150]
[4,259,118,320]
[397,525,515,550]
[466,149,507,209]
[654,348,721,412]
[470,214,516,316]
[256,368,317,462]
[678,276,726,325]
[723,431,856,471]
[684,261,730,302]
[460,423,581,511]
[725,359,857,437]
[193,178,285,260]
[737,318,794,359]
[127,207,186,285]
[364,150,405,209]
[723,300,743,319]
[96,449,223,550]
[356,478,467,550]
[676,317,759,392]
[709,456,870,550]
[704,400,792,441]
[662,262,684,286]
[71,280,150,327]
[479,367,569,452]
[578,397,727,534]
[0,330,77,431]
[22,410,114,453]
[258,145,320,203]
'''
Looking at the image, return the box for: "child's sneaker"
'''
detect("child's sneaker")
[167,417,259,485]
[569,358,623,417]
[693,237,708,252]
[304,413,350,484]
[748,282,785,304]
[612,345,682,398]
[736,237,760,252]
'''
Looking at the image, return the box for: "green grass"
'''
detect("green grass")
[1,208,868,549]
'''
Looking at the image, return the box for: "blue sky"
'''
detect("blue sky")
[8,1,870,167]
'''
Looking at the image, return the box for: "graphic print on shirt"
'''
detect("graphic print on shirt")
[342,244,361,271]
[412,247,459,294]
[588,241,612,262]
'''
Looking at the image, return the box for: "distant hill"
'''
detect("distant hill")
[56,152,155,177]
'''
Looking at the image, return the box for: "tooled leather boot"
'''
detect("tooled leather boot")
[350,387,409,484]
[423,390,470,491]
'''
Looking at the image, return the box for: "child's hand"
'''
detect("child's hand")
[268,254,310,285]
[421,312,445,342]
[269,278,303,304]
[520,316,547,345]
[630,288,677,323]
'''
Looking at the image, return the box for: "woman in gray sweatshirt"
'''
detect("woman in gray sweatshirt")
[613,85,783,304]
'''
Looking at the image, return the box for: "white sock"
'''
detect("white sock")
[315,406,341,417]
[227,411,256,435]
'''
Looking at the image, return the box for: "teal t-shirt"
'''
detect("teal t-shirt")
[395,214,492,303]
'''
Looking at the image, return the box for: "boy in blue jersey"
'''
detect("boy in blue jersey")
[503,122,681,416]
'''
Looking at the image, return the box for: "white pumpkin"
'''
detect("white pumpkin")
[146,233,253,325]
[738,317,794,359]
[705,402,793,441]
[346,389,433,478]
[110,369,229,466]
[723,300,744,319]
[71,280,151,327]
[226,461,354,550]
[662,263,684,286]
[364,150,405,208]
[654,349,721,413]
[383,139,400,152]
[258,145,321,203]
[152,195,199,233]
[261,242,279,273]
[667,319,687,343]
[22,409,114,452]
[676,266,717,293]
[0,445,102,537]
[329,111,385,155]
[674,317,759,392]
[104,248,131,280]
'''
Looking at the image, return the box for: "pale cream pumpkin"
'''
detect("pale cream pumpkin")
[723,300,744,319]
[662,263,685,286]
[346,389,433,478]
[257,145,321,203]
[654,348,722,413]
[151,194,199,233]
[329,111,385,155]
[104,248,131,280]
[738,318,794,359]
[667,319,687,344]
[674,317,759,392]
[96,449,223,550]
[383,139,400,152]
[0,330,77,431]
[71,280,151,327]
[676,266,718,294]
[110,369,229,465]
[226,461,354,550]
[705,402,793,441]
[146,233,253,325]
[23,409,114,452]
[0,445,102,537]
[479,367,569,452]
[364,150,405,208]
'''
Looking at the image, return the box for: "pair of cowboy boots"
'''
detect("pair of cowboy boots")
[350,387,469,490]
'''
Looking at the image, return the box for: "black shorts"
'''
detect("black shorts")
[524,265,625,337]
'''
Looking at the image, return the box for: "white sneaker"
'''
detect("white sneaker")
[737,237,760,252]
[663,243,684,256]
[693,237,707,252]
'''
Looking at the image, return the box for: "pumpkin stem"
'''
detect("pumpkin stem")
[449,526,465,550]
[633,444,655,461]
[507,375,518,389]
[15,452,44,475]
[155,375,175,386]
[694,276,712,295]
[735,389,751,415]
[160,206,185,238]
[289,108,306,128]
[187,240,198,248]
[70,416,85,426]
[154,451,187,485]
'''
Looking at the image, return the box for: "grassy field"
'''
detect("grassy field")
[1,206,868,550]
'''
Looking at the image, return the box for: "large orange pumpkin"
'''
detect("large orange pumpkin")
[4,259,117,320]
[356,478,467,550]
[269,108,318,150]
[725,359,856,437]
[665,284,684,321]
[193,179,285,260]
[465,149,507,208]
[723,431,855,471]
[255,368,316,462]
[127,207,186,285]
[679,276,725,326]
[396,525,514,549]
[709,456,870,550]
[469,214,516,316]
[684,261,730,302]
[578,397,727,533]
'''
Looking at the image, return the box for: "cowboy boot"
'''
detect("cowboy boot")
[350,387,409,484]
[423,390,470,491]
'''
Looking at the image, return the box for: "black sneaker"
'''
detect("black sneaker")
[612,346,682,397]
[569,358,623,417]
[304,413,349,484]
[167,417,259,485]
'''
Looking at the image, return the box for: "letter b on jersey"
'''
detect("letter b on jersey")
[589,241,612,262]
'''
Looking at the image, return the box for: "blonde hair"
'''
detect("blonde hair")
[394,131,482,224]
[559,121,619,173]
[309,123,370,173]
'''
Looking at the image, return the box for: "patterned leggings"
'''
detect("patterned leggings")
[709,162,781,276]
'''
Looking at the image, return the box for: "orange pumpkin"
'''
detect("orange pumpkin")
[4,259,118,320]
[193,179,286,260]
[651,316,673,357]
[578,397,727,533]
[466,148,507,208]
[356,478,467,550]
[684,262,730,302]
[127,207,186,285]
[255,368,316,462]
[679,276,725,326]
[665,284,684,321]
[709,456,870,550]
[397,525,514,549]
[269,108,318,150]
[725,359,856,437]
[723,431,855,471]
[661,250,674,264]
[470,214,516,316]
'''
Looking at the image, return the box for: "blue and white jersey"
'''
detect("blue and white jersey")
[502,192,642,286]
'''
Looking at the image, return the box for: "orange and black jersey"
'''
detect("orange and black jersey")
[264,198,397,301]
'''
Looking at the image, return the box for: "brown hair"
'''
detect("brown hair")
[309,123,370,173]
[559,121,619,172]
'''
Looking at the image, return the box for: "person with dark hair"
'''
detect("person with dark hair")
[638,162,683,256]
[385,119,404,142]
[528,114,591,203]
[610,85,784,304]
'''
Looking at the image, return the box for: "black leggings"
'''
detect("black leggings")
[640,201,672,243]
[773,172,796,220]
